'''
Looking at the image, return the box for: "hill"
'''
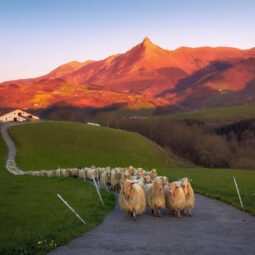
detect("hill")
[9,121,182,170]
[1,38,255,111]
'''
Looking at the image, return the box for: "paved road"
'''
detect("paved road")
[49,194,255,255]
[0,122,19,160]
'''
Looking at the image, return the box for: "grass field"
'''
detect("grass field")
[9,121,179,171]
[156,104,255,123]
[0,135,115,255]
[91,104,255,124]
[159,167,255,216]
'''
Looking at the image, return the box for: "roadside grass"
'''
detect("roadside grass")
[0,135,115,255]
[9,121,178,171]
[159,167,255,216]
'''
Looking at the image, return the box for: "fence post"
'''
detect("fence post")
[233,176,244,209]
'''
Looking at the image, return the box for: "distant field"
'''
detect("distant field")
[156,104,255,123]
[0,135,115,255]
[9,121,179,171]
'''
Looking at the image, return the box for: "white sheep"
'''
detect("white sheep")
[69,168,79,178]
[78,169,86,179]
[86,168,96,180]
[111,168,122,192]
[164,182,186,218]
[144,178,165,217]
[119,180,146,221]
[180,178,195,216]
[100,169,111,187]
[149,168,157,180]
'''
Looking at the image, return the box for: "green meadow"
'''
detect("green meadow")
[0,134,115,255]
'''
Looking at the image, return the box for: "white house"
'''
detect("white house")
[0,109,40,123]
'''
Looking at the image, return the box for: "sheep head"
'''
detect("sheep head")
[143,175,151,184]
[115,169,122,180]
[123,180,135,197]
[150,168,157,179]
[153,179,163,192]
[169,183,179,195]
[162,176,169,186]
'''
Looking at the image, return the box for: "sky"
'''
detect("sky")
[0,0,254,82]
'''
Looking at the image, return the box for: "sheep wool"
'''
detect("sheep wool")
[181,178,195,216]
[111,168,122,192]
[78,169,86,179]
[164,182,186,218]
[119,180,146,220]
[144,179,165,216]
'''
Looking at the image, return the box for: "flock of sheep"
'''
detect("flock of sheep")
[30,165,194,221]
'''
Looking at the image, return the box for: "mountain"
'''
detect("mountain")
[0,37,255,111]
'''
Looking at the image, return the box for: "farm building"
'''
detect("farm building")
[0,109,39,123]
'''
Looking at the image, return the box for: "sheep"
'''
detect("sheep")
[29,171,40,176]
[144,179,165,217]
[40,170,47,177]
[55,169,61,177]
[100,169,111,186]
[128,166,136,176]
[44,170,54,177]
[164,182,186,218]
[121,168,131,182]
[111,168,122,192]
[86,168,96,180]
[60,169,70,177]
[156,176,169,186]
[78,169,86,179]
[143,175,151,184]
[137,168,146,178]
[119,180,146,221]
[150,168,157,180]
[69,168,79,178]
[180,178,195,216]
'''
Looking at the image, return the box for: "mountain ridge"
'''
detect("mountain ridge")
[1,37,255,110]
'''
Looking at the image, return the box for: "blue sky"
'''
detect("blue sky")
[0,0,254,82]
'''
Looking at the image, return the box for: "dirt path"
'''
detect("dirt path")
[49,193,255,255]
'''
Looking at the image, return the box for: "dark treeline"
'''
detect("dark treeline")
[215,119,255,137]
[107,118,255,170]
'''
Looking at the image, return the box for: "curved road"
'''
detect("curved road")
[1,122,255,254]
[49,194,255,255]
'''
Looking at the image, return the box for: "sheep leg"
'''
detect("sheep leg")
[188,208,192,217]
[157,208,161,217]
[177,210,181,218]
[151,209,154,215]
[132,212,137,221]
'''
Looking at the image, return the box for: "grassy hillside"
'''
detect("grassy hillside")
[159,167,255,216]
[159,104,255,123]
[9,121,179,171]
[0,135,115,255]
